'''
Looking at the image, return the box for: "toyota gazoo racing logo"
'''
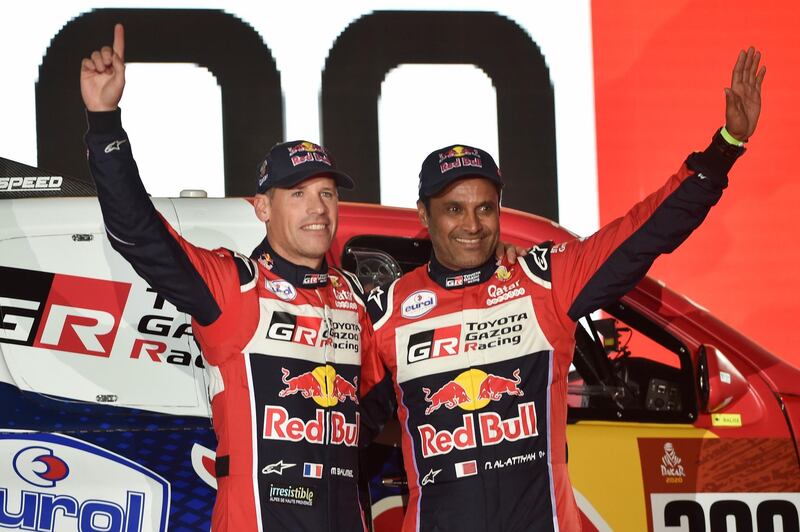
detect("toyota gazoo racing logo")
[444,271,481,288]
[0,432,170,531]
[266,311,361,354]
[418,368,536,458]
[264,366,360,448]
[0,267,130,358]
[401,290,437,319]
[407,325,461,364]
[266,311,323,346]
[464,312,527,351]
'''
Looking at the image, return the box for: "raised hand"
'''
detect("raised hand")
[725,47,766,142]
[80,24,126,112]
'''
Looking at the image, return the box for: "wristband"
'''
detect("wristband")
[720,126,745,146]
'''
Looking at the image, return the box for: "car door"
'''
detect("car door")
[0,195,218,531]
[565,295,800,531]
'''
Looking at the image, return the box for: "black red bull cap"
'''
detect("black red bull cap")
[418,144,503,200]
[256,140,355,194]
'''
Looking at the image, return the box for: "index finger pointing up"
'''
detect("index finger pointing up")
[113,23,125,62]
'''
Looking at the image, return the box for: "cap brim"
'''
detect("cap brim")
[276,168,355,190]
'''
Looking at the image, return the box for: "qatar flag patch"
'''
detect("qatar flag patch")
[454,460,477,478]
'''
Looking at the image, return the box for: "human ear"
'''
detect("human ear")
[416,200,429,229]
[254,193,271,223]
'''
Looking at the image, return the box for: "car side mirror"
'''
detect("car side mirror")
[697,344,748,413]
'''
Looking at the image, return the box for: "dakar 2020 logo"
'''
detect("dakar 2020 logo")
[0,433,170,531]
[660,441,686,483]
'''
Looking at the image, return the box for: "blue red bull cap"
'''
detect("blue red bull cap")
[256,140,355,194]
[418,144,503,200]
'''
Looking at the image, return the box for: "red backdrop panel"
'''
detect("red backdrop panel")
[592,0,800,369]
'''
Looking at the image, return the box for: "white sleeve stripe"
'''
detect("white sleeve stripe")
[373,279,399,331]
[105,226,136,246]
[336,269,366,308]
[518,257,552,290]
[240,259,258,293]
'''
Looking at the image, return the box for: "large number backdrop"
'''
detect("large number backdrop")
[1,1,797,368]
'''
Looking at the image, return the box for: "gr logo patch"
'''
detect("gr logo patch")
[33,273,131,357]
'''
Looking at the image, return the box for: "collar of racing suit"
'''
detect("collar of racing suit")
[250,237,330,288]
[427,252,499,289]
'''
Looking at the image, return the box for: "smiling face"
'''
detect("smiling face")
[418,177,500,271]
[254,176,338,269]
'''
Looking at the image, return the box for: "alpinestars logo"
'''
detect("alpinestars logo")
[368,286,384,310]
[104,139,128,153]
[529,245,549,270]
[262,459,295,475]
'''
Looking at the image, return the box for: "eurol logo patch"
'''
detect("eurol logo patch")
[0,432,170,531]
[401,290,437,319]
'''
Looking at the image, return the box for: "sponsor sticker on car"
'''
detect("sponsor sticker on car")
[0,432,170,531]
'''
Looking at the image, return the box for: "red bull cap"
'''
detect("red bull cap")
[256,140,355,194]
[418,143,503,200]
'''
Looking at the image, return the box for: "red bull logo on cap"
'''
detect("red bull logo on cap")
[438,145,483,174]
[287,142,332,167]
[287,141,324,156]
[438,145,481,163]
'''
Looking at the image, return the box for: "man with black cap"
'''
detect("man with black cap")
[360,48,765,531]
[82,24,373,531]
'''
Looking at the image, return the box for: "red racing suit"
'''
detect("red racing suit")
[85,109,371,531]
[360,131,743,531]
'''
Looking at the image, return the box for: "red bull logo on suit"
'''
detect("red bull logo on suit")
[263,366,360,447]
[418,368,536,458]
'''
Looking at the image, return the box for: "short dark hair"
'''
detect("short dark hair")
[420,196,431,212]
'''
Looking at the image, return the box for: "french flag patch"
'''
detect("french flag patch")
[454,460,477,478]
[303,462,323,479]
